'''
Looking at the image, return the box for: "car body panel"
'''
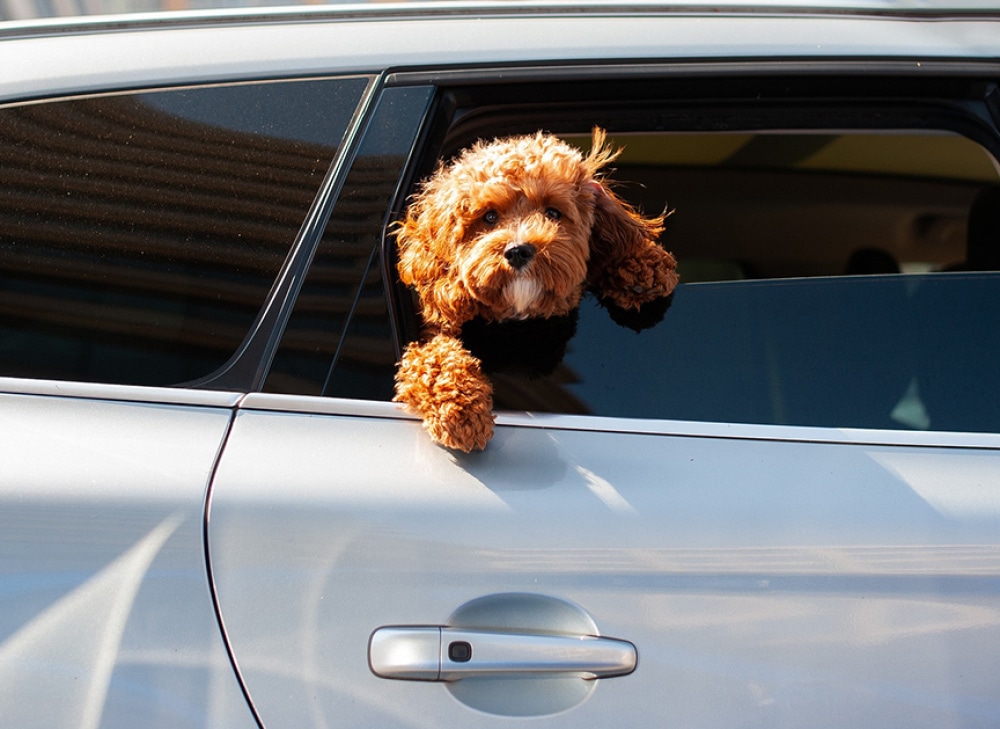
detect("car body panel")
[0,386,253,729]
[2,7,1000,101]
[208,399,1000,727]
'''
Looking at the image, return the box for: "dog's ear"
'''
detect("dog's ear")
[395,187,478,330]
[395,205,452,290]
[582,128,679,330]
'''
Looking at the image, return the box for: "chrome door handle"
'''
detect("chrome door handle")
[369,626,636,681]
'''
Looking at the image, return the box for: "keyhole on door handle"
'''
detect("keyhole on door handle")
[448,640,473,663]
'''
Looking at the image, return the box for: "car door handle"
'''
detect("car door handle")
[369,626,637,681]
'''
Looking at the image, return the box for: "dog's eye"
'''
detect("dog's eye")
[544,207,562,221]
[482,210,499,226]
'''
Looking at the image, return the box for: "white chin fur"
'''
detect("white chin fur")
[505,277,542,316]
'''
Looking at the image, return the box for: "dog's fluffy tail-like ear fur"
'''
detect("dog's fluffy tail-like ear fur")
[394,186,477,330]
[583,128,679,327]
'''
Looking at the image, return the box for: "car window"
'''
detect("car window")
[0,77,368,387]
[484,128,1000,433]
[264,85,433,398]
[547,272,999,432]
[270,79,1000,434]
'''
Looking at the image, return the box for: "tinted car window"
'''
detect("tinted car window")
[0,77,367,386]
[264,86,433,398]
[538,272,1000,432]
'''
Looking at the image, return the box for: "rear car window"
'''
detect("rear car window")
[0,77,367,387]
[270,78,1000,434]
[496,129,1000,433]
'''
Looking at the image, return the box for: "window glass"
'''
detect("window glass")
[0,77,368,387]
[264,86,433,398]
[508,272,998,433]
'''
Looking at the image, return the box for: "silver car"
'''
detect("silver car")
[1,2,999,727]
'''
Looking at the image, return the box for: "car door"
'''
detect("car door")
[207,73,1000,728]
[0,75,368,729]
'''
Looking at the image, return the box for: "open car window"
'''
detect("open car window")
[480,128,1000,433]
[576,130,998,280]
[270,77,1000,434]
[474,131,1000,431]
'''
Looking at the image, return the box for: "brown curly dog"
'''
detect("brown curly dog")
[394,127,678,452]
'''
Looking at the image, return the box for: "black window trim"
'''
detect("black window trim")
[380,86,458,358]
[385,58,1000,88]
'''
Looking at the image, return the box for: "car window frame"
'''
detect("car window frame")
[259,82,436,398]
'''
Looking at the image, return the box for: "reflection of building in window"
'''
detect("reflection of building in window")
[0,91,339,385]
[265,156,406,398]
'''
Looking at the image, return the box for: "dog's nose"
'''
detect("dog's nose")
[504,243,537,270]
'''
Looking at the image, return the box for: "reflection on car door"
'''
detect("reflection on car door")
[0,384,253,729]
[208,396,1000,728]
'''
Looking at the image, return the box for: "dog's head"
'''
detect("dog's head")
[396,127,672,331]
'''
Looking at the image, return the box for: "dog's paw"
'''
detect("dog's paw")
[601,290,675,332]
[598,245,679,310]
[589,242,678,314]
[395,334,496,452]
[426,396,495,452]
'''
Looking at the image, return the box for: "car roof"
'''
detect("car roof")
[2,1,999,102]
[4,0,1000,27]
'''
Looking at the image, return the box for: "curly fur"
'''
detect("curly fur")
[394,127,678,451]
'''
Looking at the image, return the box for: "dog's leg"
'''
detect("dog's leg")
[394,333,495,452]
[587,182,679,330]
[591,242,678,312]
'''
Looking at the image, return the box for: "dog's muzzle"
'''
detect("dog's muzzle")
[504,243,536,271]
